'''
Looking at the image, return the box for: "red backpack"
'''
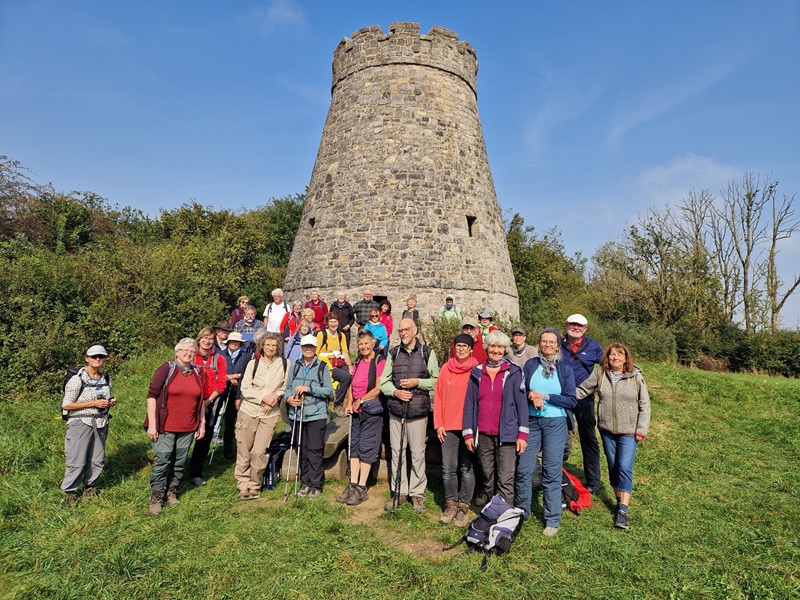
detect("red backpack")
[561,468,592,514]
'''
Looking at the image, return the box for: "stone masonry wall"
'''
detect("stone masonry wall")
[284,22,520,322]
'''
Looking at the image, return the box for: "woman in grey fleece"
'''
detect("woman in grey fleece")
[576,343,650,530]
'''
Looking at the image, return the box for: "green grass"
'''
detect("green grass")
[1,358,798,599]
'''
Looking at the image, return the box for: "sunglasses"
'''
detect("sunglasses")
[88,355,107,360]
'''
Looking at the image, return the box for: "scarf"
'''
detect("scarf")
[539,355,557,378]
[486,356,506,368]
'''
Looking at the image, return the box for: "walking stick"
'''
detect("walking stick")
[292,395,305,498]
[283,411,298,502]
[208,390,228,465]
[392,400,408,516]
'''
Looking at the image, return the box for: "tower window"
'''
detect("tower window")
[466,215,476,237]
[309,217,316,228]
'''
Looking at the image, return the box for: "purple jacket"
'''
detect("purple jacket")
[462,360,529,445]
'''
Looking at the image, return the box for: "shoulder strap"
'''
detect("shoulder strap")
[317,361,326,386]
[250,356,260,383]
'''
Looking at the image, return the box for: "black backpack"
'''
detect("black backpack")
[61,366,110,420]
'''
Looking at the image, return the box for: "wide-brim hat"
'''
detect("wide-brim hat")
[214,320,233,332]
[227,332,244,343]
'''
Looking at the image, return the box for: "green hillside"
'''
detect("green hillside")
[1,358,798,599]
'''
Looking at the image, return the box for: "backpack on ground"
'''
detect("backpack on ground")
[61,366,110,420]
[561,468,592,514]
[444,494,525,571]
[262,431,292,490]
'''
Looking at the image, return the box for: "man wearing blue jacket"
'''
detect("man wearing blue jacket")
[560,314,604,493]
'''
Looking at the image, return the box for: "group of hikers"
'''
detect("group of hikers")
[60,287,651,536]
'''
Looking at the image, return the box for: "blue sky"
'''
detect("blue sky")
[2,1,799,326]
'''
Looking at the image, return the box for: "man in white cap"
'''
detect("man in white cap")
[561,313,604,493]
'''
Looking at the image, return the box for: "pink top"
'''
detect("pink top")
[380,313,393,337]
[351,357,386,400]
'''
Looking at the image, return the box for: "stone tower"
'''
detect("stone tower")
[284,22,519,320]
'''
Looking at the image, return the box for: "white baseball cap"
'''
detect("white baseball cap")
[300,334,318,347]
[86,344,108,356]
[566,314,589,326]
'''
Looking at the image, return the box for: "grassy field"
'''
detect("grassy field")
[1,352,798,599]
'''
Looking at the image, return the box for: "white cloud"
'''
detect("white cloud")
[632,153,741,208]
[256,0,306,33]
[607,62,740,148]
[522,64,601,166]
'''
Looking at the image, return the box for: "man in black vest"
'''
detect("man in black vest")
[380,318,439,512]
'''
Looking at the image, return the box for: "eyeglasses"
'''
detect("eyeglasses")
[371,314,380,318]
[88,355,107,360]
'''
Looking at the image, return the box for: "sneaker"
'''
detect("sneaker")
[296,486,311,497]
[237,491,251,500]
[246,490,261,500]
[384,495,408,511]
[190,477,206,487]
[336,485,356,503]
[411,496,426,513]
[64,492,79,505]
[149,490,164,517]
[82,486,99,498]
[346,486,368,506]
[542,526,559,537]
[614,506,629,529]
[307,488,322,499]
[453,503,471,527]
[439,500,458,525]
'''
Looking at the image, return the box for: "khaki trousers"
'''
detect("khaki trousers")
[234,410,280,493]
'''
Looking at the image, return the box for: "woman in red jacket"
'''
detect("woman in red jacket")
[434,333,479,526]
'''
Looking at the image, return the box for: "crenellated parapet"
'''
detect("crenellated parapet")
[332,22,478,96]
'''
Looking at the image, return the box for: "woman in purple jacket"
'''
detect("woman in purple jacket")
[462,330,528,508]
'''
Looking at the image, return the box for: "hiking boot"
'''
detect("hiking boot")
[82,486,99,498]
[614,506,629,529]
[307,488,322,499]
[411,496,426,513]
[64,492,79,505]
[238,490,251,500]
[439,500,458,525]
[149,490,165,516]
[296,485,311,497]
[336,484,356,504]
[542,526,559,537]
[165,483,180,506]
[332,402,346,418]
[453,503,471,527]
[384,495,407,511]
[246,490,261,500]
[346,486,368,506]
[190,477,206,487]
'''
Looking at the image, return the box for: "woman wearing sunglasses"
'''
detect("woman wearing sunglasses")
[60,344,114,504]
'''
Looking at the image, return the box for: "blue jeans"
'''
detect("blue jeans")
[515,416,568,526]
[600,430,638,494]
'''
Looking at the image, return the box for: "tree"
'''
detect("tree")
[712,173,800,332]
[505,212,586,327]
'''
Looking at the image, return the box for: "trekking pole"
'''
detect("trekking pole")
[208,391,228,465]
[283,410,298,502]
[391,400,408,516]
[292,396,305,498]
